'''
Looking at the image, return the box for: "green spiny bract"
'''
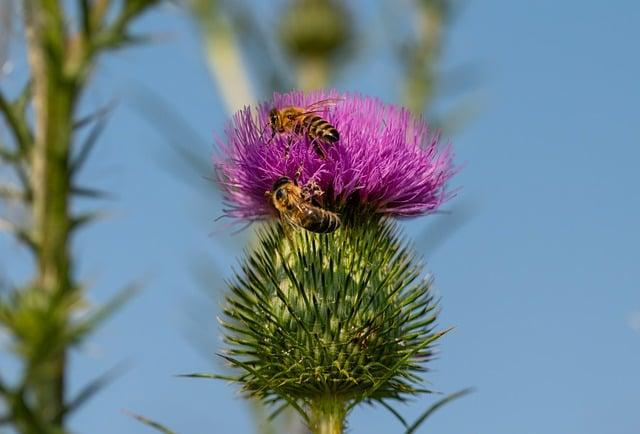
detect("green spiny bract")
[220,216,445,417]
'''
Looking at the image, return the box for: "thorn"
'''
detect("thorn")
[0,185,25,202]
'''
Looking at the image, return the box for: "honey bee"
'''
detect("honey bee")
[268,176,341,234]
[268,98,342,158]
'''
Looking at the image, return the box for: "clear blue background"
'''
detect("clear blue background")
[1,1,639,433]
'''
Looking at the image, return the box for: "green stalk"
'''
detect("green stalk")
[23,2,75,423]
[296,57,330,91]
[190,0,256,113]
[310,398,346,434]
[16,1,159,427]
[402,1,445,115]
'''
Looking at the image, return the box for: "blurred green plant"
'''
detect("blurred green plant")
[0,1,12,76]
[399,0,451,115]
[277,0,352,90]
[393,0,480,129]
[187,0,353,108]
[0,1,162,432]
[129,410,178,434]
[187,0,472,118]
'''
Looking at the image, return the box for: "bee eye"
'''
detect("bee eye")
[275,189,286,201]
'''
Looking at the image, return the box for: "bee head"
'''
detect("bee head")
[271,177,292,205]
[268,108,280,129]
[272,176,292,192]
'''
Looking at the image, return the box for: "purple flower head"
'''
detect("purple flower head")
[215,90,455,221]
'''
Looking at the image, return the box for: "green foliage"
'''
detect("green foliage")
[204,216,445,422]
[0,284,136,432]
[0,1,163,432]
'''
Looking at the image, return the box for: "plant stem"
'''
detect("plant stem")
[23,1,76,424]
[296,57,330,91]
[402,1,445,115]
[193,1,255,114]
[310,398,346,434]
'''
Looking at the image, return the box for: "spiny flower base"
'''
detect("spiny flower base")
[220,217,446,430]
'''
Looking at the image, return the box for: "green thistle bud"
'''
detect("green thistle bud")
[218,216,446,432]
[278,0,351,60]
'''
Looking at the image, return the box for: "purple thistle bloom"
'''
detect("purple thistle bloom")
[215,90,455,221]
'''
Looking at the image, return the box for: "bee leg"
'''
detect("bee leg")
[294,164,306,186]
[309,137,326,159]
[301,180,323,201]
[263,126,276,146]
[284,136,293,159]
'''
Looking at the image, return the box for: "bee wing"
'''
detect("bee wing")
[281,212,297,227]
[279,212,304,240]
[277,214,294,241]
[303,97,345,113]
[280,202,308,231]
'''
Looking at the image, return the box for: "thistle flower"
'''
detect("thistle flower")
[205,91,460,434]
[215,90,454,222]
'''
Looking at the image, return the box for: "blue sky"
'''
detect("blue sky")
[1,1,639,433]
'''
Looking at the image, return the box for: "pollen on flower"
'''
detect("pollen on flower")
[214,90,455,221]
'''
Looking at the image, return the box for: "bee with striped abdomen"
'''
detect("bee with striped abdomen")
[268,98,342,158]
[268,176,340,234]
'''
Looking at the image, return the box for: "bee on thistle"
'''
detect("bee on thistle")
[268,98,342,158]
[268,176,341,234]
[216,90,454,223]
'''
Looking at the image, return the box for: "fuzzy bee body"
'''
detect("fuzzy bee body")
[268,98,342,158]
[269,177,340,234]
[297,204,341,233]
[295,114,340,144]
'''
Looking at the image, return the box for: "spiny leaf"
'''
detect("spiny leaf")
[0,184,25,202]
[404,388,474,434]
[176,373,238,382]
[70,210,110,232]
[0,218,37,252]
[0,146,18,162]
[0,81,33,153]
[266,402,289,421]
[71,185,114,200]
[73,101,116,130]
[0,376,8,396]
[127,411,178,434]
[379,400,408,428]
[68,283,140,344]
[0,87,32,150]
[14,80,33,118]
[61,362,130,418]
[71,104,113,175]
